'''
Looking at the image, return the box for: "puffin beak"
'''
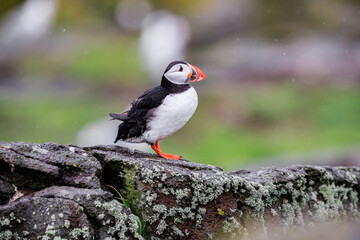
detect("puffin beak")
[189,64,206,82]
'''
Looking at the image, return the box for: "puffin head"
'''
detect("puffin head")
[163,61,206,85]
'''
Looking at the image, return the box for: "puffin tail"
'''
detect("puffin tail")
[109,112,129,121]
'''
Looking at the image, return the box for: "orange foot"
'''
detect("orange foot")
[158,153,180,160]
[151,141,180,160]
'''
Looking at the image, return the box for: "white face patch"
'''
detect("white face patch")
[164,63,191,85]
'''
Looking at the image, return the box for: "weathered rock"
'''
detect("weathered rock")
[90,145,360,240]
[34,186,141,240]
[0,196,94,240]
[0,179,14,205]
[0,141,359,240]
[0,141,101,190]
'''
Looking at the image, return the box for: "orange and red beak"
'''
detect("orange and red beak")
[188,64,206,82]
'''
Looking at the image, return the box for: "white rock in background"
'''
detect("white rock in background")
[0,0,58,59]
[139,11,190,81]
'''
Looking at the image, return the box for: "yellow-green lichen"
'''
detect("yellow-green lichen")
[217,208,225,216]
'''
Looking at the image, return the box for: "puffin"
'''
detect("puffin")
[109,60,206,160]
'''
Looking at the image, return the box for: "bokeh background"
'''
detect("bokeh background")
[1,0,359,171]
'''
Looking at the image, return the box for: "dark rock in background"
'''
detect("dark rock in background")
[0,141,359,239]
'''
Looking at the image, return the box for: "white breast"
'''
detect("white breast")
[143,86,198,144]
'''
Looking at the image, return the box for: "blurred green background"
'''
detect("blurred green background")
[0,0,359,171]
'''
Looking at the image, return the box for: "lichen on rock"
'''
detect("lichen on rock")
[1,141,359,239]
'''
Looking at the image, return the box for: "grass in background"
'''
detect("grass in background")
[67,39,146,84]
[19,36,146,86]
[0,97,117,144]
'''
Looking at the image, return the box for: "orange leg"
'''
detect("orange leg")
[151,141,180,160]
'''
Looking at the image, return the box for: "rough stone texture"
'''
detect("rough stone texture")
[0,141,359,240]
[0,179,14,205]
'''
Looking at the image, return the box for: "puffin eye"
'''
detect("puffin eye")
[179,66,183,72]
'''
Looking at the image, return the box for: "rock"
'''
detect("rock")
[0,179,14,205]
[0,141,359,239]
[0,197,94,240]
[91,145,360,239]
[0,141,101,190]
[34,186,141,240]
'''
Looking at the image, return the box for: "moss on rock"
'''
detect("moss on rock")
[1,142,359,239]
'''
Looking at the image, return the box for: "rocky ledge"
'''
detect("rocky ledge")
[0,141,359,240]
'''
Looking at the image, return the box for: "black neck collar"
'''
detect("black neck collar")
[161,76,190,93]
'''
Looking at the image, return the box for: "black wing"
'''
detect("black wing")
[112,86,170,143]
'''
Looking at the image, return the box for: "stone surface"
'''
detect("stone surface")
[0,179,14,205]
[0,196,94,240]
[0,141,359,239]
